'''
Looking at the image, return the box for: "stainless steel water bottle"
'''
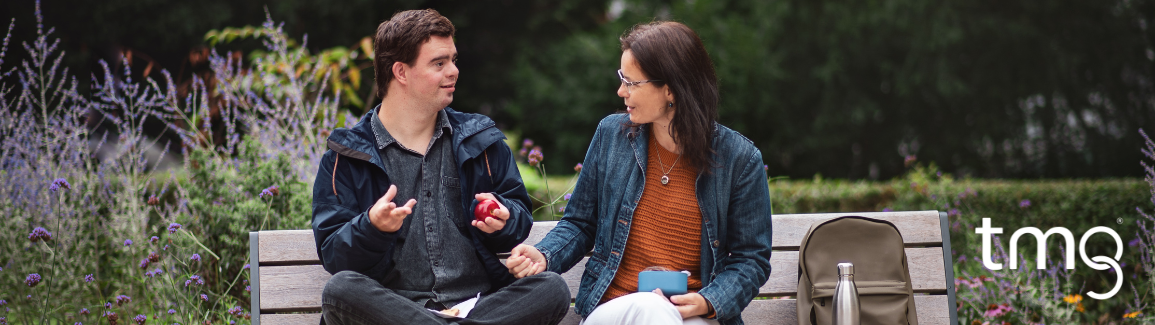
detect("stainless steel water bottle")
[832,262,860,325]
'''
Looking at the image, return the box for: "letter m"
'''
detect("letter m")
[1009,227,1076,270]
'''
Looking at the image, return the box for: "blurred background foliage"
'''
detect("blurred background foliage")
[2,0,1154,180]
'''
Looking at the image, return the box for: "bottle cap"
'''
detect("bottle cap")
[837,262,854,276]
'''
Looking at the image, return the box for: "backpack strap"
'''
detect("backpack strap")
[332,154,340,197]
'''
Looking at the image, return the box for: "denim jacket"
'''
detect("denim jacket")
[311,106,533,291]
[534,113,773,325]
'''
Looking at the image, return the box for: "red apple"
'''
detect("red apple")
[474,199,499,222]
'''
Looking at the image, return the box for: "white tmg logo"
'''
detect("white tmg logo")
[975,218,1124,300]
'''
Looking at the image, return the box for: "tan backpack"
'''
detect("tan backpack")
[796,216,918,325]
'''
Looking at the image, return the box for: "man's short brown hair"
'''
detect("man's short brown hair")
[373,9,455,99]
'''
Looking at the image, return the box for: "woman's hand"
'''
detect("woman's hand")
[506,244,548,278]
[652,289,711,319]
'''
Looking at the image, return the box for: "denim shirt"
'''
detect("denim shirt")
[369,110,491,307]
[533,113,773,325]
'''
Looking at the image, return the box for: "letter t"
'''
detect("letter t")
[975,218,1003,270]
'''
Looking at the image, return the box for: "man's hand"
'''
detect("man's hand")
[506,244,548,278]
[368,185,417,233]
[471,193,510,233]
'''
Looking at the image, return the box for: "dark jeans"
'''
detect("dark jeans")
[322,270,571,325]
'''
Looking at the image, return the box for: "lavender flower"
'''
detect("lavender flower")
[85,274,94,282]
[167,309,175,315]
[243,264,250,270]
[527,148,543,167]
[139,258,150,269]
[148,195,160,206]
[558,207,565,213]
[80,308,90,315]
[28,227,52,242]
[245,285,251,292]
[105,302,112,309]
[149,236,159,244]
[124,239,133,246]
[133,314,146,325]
[1019,199,1031,208]
[574,163,583,172]
[200,294,208,302]
[228,306,243,316]
[190,253,201,262]
[903,155,917,167]
[259,185,280,198]
[563,193,571,201]
[167,223,181,234]
[1129,238,1141,247]
[522,139,533,149]
[948,209,960,217]
[49,178,71,192]
[148,251,160,262]
[25,273,41,287]
[115,295,132,306]
[882,208,893,212]
[0,300,6,305]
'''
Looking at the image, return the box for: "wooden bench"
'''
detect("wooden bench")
[249,210,959,324]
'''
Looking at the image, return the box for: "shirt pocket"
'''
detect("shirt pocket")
[440,175,468,229]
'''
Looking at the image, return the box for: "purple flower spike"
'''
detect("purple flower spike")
[245,285,251,292]
[167,309,176,315]
[133,314,146,325]
[167,223,182,234]
[115,295,132,306]
[49,178,71,192]
[563,193,571,201]
[243,264,250,270]
[522,139,534,149]
[1019,199,1031,208]
[527,148,543,167]
[0,299,6,305]
[104,302,112,309]
[763,165,768,172]
[1129,238,1141,247]
[28,227,52,242]
[149,236,159,244]
[139,258,150,269]
[85,274,95,282]
[558,207,565,213]
[574,163,583,172]
[124,239,133,246]
[259,185,281,199]
[25,273,41,287]
[80,308,90,315]
[200,294,208,302]
[190,253,201,262]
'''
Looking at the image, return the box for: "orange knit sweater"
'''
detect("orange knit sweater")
[601,133,703,303]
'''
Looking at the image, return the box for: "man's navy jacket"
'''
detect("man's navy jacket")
[311,106,533,291]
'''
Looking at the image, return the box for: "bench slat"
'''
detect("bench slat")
[525,211,943,250]
[263,295,950,325]
[737,295,951,325]
[761,248,947,296]
[258,230,320,265]
[261,245,944,311]
[772,211,943,249]
[259,265,332,313]
[260,313,322,324]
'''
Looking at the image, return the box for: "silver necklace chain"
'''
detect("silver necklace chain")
[655,146,681,185]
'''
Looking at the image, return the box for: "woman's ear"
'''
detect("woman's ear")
[392,61,408,85]
[664,85,676,105]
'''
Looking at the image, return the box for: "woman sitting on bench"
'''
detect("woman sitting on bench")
[505,21,774,325]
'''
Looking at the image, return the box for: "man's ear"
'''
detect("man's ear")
[392,61,408,85]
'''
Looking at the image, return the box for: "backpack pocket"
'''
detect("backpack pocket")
[809,280,911,325]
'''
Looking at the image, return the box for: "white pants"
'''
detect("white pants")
[580,292,721,325]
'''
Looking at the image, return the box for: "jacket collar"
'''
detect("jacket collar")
[326,104,505,170]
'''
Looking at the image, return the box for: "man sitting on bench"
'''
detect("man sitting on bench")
[310,9,570,325]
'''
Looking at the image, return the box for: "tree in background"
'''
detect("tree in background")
[513,0,1155,179]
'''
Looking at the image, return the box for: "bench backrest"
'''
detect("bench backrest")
[249,211,958,325]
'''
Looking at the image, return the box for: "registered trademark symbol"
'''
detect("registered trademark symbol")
[1118,218,1123,224]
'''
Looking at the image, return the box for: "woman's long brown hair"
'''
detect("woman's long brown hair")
[621,21,719,171]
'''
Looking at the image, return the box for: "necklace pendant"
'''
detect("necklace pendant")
[661,175,669,185]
